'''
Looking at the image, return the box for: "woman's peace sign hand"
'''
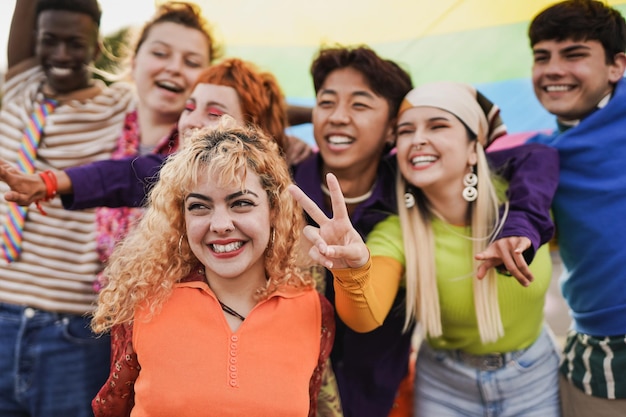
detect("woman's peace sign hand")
[288,173,370,270]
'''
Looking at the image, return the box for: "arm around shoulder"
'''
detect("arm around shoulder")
[488,143,559,255]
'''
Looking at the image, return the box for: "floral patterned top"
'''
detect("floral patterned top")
[94,111,178,291]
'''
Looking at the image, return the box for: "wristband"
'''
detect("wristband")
[39,170,58,201]
[34,170,58,216]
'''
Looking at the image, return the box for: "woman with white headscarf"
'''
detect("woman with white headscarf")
[290,81,562,417]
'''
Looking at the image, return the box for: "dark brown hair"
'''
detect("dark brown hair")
[310,45,413,119]
[529,0,626,63]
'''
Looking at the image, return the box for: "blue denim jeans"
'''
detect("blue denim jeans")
[0,302,110,417]
[414,327,562,417]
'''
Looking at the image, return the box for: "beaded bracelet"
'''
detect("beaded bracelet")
[34,170,58,216]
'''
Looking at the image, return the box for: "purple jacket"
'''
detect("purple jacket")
[488,142,558,254]
[62,154,166,210]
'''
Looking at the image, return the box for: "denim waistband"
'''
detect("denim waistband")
[425,328,555,372]
[446,347,529,371]
[0,301,86,322]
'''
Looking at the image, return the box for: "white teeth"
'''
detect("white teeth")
[211,241,243,253]
[328,135,353,145]
[545,85,571,92]
[49,67,72,76]
[411,155,437,165]
[156,80,183,92]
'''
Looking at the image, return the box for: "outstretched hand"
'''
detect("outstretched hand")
[288,173,369,270]
[0,158,47,206]
[475,236,534,287]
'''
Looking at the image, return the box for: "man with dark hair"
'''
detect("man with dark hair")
[0,0,133,415]
[527,0,626,415]
[35,0,103,22]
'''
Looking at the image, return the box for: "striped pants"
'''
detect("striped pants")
[559,330,626,416]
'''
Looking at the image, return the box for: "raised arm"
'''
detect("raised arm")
[288,173,401,332]
[288,173,369,271]
[8,0,37,69]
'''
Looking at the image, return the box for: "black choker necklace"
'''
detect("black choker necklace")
[198,267,246,321]
[218,300,246,321]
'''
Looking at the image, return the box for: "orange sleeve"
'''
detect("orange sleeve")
[332,256,403,333]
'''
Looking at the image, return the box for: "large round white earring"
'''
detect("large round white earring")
[404,192,416,208]
[462,172,478,202]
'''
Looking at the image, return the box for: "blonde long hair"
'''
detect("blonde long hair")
[397,81,508,343]
[92,123,311,333]
[398,141,505,344]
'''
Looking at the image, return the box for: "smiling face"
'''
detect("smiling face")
[132,22,211,122]
[177,83,244,139]
[312,67,394,177]
[35,10,99,94]
[532,39,625,121]
[396,106,477,198]
[184,168,270,285]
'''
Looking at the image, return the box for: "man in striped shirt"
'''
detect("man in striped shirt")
[526,1,626,416]
[0,1,133,416]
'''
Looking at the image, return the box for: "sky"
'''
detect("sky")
[0,0,156,72]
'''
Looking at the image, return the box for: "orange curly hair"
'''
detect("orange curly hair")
[194,58,289,153]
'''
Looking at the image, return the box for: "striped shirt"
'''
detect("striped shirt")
[0,59,135,314]
[560,331,626,399]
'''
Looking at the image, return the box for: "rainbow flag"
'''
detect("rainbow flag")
[166,0,626,144]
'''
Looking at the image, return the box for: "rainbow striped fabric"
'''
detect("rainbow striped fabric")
[168,0,626,143]
[0,98,56,262]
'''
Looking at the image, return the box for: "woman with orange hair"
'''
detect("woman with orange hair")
[177,58,289,151]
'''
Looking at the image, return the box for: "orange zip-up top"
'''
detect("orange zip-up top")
[130,280,322,417]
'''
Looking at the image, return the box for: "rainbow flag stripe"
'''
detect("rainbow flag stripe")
[0,99,56,262]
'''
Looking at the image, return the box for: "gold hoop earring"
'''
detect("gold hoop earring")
[178,234,186,256]
[266,227,275,255]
